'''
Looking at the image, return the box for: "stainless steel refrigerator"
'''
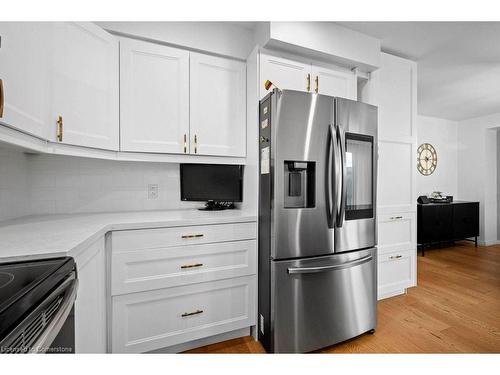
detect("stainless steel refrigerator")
[258,89,378,353]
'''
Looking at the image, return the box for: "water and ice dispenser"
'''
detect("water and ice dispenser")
[284,161,315,208]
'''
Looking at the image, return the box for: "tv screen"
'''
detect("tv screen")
[180,164,243,202]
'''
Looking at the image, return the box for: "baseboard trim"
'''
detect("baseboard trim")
[478,240,500,246]
[146,327,252,354]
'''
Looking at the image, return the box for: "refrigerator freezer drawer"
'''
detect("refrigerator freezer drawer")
[271,248,377,353]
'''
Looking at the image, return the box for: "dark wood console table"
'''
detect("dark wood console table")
[417,201,479,256]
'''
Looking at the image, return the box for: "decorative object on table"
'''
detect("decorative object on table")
[417,195,430,204]
[429,191,453,203]
[417,143,437,175]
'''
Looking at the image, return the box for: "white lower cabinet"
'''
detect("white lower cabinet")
[111,276,256,353]
[378,250,415,300]
[110,221,257,353]
[74,237,107,353]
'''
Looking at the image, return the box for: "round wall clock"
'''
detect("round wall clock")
[417,143,437,175]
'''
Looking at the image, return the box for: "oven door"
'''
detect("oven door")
[271,248,376,353]
[0,271,78,353]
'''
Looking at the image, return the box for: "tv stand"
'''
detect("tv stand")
[198,201,236,211]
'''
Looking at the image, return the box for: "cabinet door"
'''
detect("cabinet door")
[51,22,119,150]
[120,39,189,153]
[74,238,107,353]
[260,53,311,99]
[311,65,356,99]
[190,53,246,157]
[0,22,53,139]
[420,205,453,243]
[376,53,416,140]
[453,203,479,239]
[378,250,415,300]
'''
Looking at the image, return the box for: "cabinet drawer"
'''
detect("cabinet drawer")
[377,212,415,254]
[111,276,256,353]
[111,240,257,295]
[377,249,415,300]
[112,222,257,252]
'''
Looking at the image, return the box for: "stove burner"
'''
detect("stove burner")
[0,272,15,289]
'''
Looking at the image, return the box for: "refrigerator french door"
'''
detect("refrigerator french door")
[258,89,378,353]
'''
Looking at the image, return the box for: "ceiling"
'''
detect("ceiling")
[338,22,500,121]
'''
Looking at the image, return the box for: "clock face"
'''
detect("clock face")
[417,143,437,176]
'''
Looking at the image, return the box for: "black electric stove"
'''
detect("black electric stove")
[0,257,76,351]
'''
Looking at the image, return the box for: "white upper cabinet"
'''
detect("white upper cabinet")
[190,53,246,157]
[376,53,416,141]
[51,22,119,150]
[260,53,311,98]
[311,65,356,100]
[0,22,53,139]
[120,39,190,154]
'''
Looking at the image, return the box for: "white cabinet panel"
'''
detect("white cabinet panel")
[120,39,189,153]
[112,276,256,353]
[378,250,416,300]
[378,140,415,213]
[377,212,416,255]
[377,53,416,141]
[0,22,53,139]
[311,65,356,99]
[111,240,257,295]
[112,222,257,252]
[260,53,311,99]
[51,22,119,150]
[190,53,246,157]
[74,238,107,353]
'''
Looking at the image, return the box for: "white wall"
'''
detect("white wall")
[457,112,500,245]
[96,22,255,60]
[0,147,30,221]
[416,115,458,198]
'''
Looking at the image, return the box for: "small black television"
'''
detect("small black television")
[180,164,243,208]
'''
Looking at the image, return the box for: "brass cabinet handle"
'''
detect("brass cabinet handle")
[306,74,311,92]
[180,263,204,269]
[194,134,198,154]
[181,233,204,239]
[183,134,187,153]
[0,79,4,118]
[56,115,63,142]
[181,309,203,318]
[389,255,403,260]
[315,75,319,93]
[390,216,403,220]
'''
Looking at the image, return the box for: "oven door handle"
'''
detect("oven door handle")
[287,255,373,274]
[30,273,78,353]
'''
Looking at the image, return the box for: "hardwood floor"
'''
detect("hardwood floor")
[184,242,500,353]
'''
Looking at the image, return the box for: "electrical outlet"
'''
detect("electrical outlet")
[148,184,159,199]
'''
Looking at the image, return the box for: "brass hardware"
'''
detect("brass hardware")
[390,216,403,220]
[183,134,187,153]
[56,115,63,142]
[264,80,273,91]
[181,233,204,239]
[306,74,311,92]
[315,75,319,93]
[181,309,203,318]
[0,79,4,118]
[194,134,198,154]
[180,263,204,269]
[389,255,403,260]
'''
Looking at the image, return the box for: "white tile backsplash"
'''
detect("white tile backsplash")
[0,150,199,221]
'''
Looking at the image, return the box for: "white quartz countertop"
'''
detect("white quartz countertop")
[0,209,257,262]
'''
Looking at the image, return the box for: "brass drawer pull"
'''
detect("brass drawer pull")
[194,134,198,154]
[389,255,403,260]
[306,73,311,92]
[183,133,187,153]
[180,263,204,269]
[181,234,204,239]
[56,115,63,142]
[315,75,319,93]
[181,309,203,318]
[390,216,403,220]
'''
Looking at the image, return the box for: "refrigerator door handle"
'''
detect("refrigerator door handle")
[336,123,347,228]
[327,124,336,228]
[287,255,373,274]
